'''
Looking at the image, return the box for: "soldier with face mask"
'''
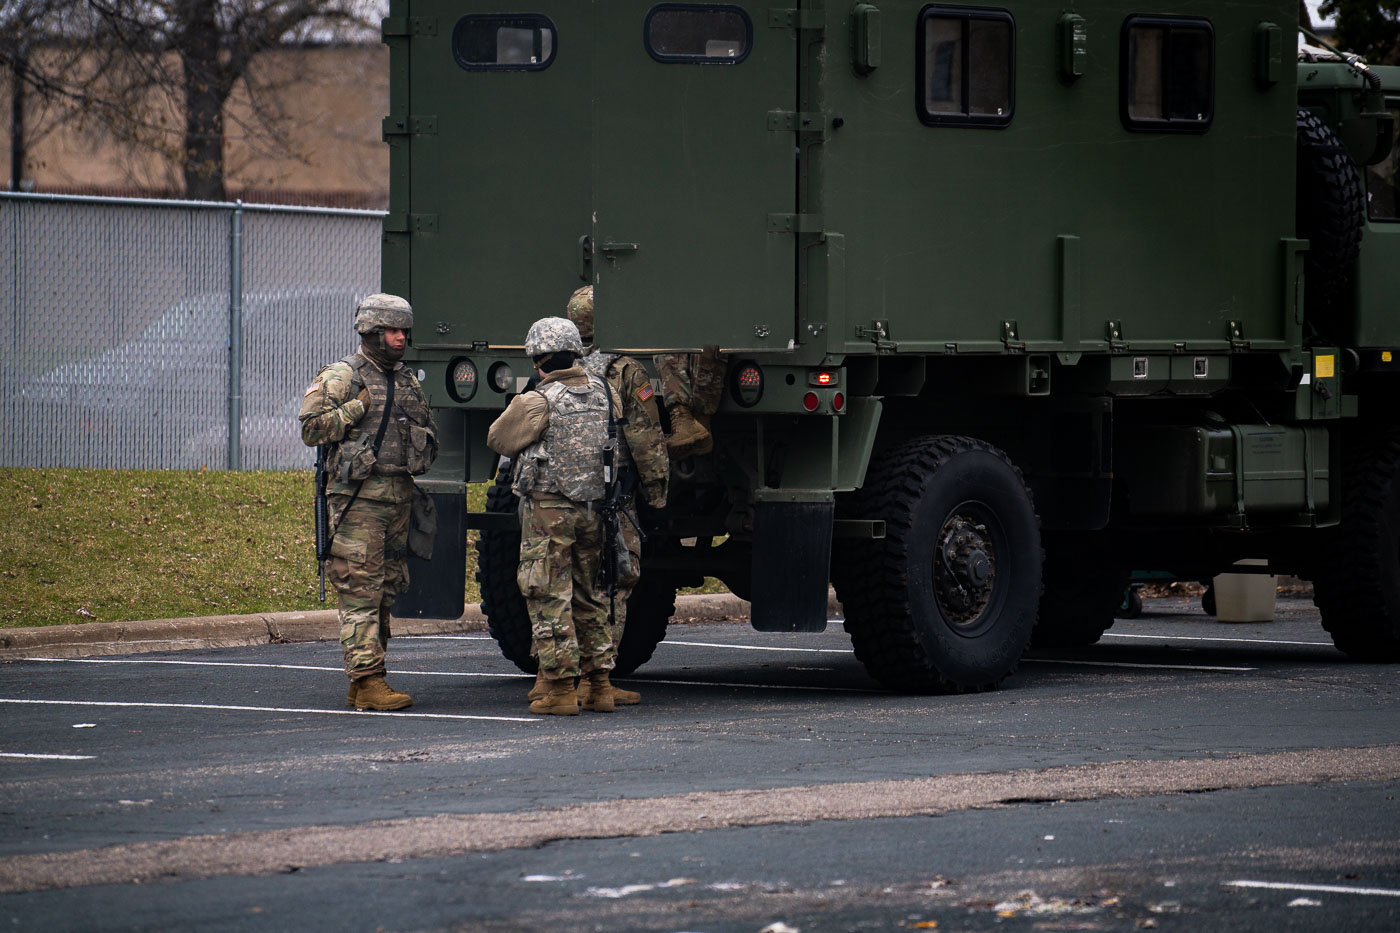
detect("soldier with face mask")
[299,294,438,711]
[487,317,617,715]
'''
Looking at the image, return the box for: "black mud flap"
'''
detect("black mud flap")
[394,491,466,620]
[749,495,834,632]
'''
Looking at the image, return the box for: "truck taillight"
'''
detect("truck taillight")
[732,361,764,407]
[808,370,839,387]
[802,392,820,412]
[833,392,845,411]
[448,358,478,402]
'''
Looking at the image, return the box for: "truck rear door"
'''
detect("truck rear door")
[403,4,592,349]
[590,3,800,352]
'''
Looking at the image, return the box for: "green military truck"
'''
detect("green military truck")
[385,0,1400,692]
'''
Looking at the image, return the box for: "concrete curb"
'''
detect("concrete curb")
[0,592,773,660]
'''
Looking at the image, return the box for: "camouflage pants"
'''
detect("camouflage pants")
[609,500,643,644]
[327,494,410,680]
[518,496,615,679]
[654,345,725,415]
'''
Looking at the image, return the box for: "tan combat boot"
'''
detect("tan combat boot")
[346,680,359,708]
[527,669,548,702]
[529,677,580,716]
[577,678,641,706]
[353,674,413,711]
[580,670,615,713]
[666,405,712,459]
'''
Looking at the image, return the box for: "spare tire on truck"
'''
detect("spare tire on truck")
[1296,107,1365,337]
[474,467,676,676]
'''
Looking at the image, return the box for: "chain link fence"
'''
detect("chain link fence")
[0,193,383,470]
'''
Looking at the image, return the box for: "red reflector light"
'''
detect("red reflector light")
[833,392,845,411]
[802,392,820,412]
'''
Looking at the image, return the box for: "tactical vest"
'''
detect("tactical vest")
[581,350,634,471]
[515,374,609,502]
[334,353,436,479]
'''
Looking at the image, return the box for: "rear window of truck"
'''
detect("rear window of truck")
[452,14,556,71]
[1121,16,1214,132]
[645,4,752,63]
[916,5,1015,128]
[1366,105,1400,222]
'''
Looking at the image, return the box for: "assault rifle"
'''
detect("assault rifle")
[596,377,638,625]
[313,444,330,601]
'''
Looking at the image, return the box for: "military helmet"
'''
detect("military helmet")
[525,316,584,359]
[354,293,413,334]
[565,285,594,341]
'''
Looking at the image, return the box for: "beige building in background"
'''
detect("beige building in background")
[2,44,390,208]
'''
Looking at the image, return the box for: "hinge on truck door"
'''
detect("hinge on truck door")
[767,110,836,139]
[381,115,438,139]
[768,213,824,234]
[767,8,825,30]
[383,213,438,234]
[381,16,437,37]
[855,320,897,352]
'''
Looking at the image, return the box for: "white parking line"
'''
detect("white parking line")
[1224,880,1400,898]
[661,640,850,654]
[0,698,538,723]
[20,657,876,694]
[1024,658,1255,672]
[0,752,95,761]
[23,658,508,678]
[1104,633,1334,648]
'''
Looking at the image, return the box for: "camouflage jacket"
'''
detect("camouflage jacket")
[487,366,610,502]
[582,349,668,509]
[299,352,435,503]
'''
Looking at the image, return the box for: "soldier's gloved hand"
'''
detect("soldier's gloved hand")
[347,388,372,421]
[643,485,667,511]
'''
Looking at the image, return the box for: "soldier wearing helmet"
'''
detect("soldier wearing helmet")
[299,293,438,711]
[487,316,619,715]
[557,285,668,710]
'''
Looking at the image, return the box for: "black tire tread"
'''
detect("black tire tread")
[1296,107,1365,329]
[1313,427,1400,661]
[833,435,1041,693]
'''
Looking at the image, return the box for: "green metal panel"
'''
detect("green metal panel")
[590,3,798,353]
[816,2,1298,357]
[401,2,593,350]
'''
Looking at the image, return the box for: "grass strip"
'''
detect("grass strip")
[0,468,723,628]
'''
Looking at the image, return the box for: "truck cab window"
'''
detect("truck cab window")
[916,5,1014,127]
[1122,16,1213,132]
[1366,106,1400,222]
[645,4,752,63]
[452,14,556,71]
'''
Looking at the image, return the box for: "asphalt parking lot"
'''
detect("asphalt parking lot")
[2,596,1398,932]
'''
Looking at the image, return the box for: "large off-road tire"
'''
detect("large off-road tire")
[1297,107,1365,334]
[832,436,1042,693]
[475,470,534,672]
[1031,543,1127,648]
[1312,427,1400,661]
[614,573,676,676]
[475,469,677,675]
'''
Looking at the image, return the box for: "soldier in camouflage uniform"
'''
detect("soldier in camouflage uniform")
[486,317,618,715]
[654,345,725,459]
[299,294,437,711]
[561,285,668,708]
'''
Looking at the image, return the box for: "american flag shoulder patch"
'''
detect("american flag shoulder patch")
[636,383,654,402]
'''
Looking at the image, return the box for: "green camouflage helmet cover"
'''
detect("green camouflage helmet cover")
[565,285,594,341]
[525,316,584,359]
[354,293,414,334]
